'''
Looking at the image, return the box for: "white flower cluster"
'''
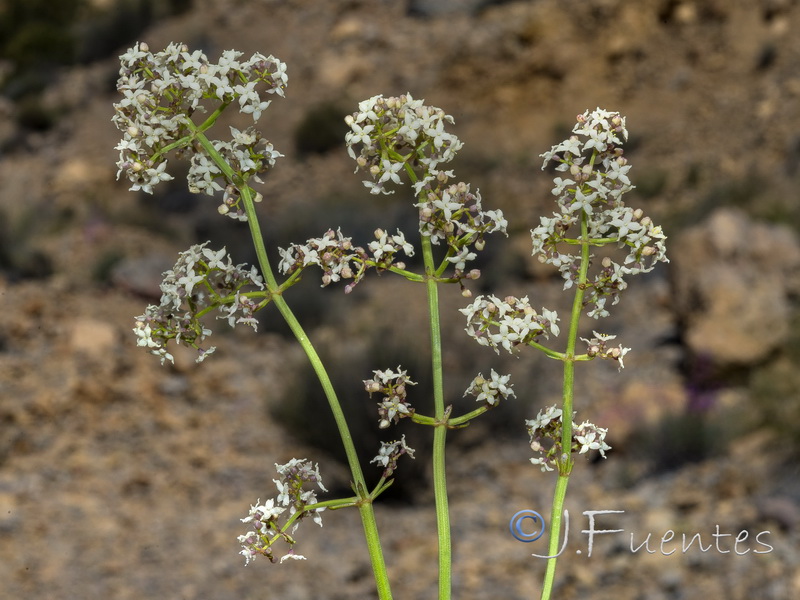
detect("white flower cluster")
[133,243,265,364]
[462,370,515,406]
[414,171,507,244]
[113,42,287,200]
[238,498,286,565]
[238,459,327,565]
[459,294,560,354]
[371,435,416,478]
[278,228,415,293]
[573,420,611,458]
[345,94,463,195]
[187,126,283,220]
[581,331,631,370]
[345,94,507,284]
[413,169,508,276]
[526,405,610,472]
[534,107,668,318]
[364,367,418,429]
[368,228,415,264]
[278,228,362,286]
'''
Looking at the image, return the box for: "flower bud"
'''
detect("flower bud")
[462,288,472,298]
[475,239,485,251]
[602,256,612,268]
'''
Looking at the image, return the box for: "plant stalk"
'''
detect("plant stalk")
[539,207,592,600]
[193,128,393,599]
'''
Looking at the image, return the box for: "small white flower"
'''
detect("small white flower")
[280,552,307,563]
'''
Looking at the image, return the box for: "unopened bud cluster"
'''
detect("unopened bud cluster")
[364,367,418,429]
[526,405,611,472]
[238,459,327,564]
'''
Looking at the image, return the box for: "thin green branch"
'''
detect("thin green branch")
[191,125,393,600]
[539,202,593,600]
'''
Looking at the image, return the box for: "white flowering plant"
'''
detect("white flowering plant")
[114,42,667,600]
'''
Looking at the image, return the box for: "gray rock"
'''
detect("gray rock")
[671,208,800,365]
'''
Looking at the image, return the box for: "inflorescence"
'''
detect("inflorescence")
[134,243,265,364]
[238,459,327,564]
[113,42,287,218]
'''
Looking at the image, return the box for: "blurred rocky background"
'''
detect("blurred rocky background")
[0,0,799,598]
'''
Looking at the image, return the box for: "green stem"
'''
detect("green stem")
[539,208,592,600]
[421,233,451,600]
[192,127,393,599]
[540,474,569,600]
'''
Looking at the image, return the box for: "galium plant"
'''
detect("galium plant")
[114,42,667,600]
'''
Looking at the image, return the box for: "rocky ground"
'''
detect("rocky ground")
[1,0,799,598]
